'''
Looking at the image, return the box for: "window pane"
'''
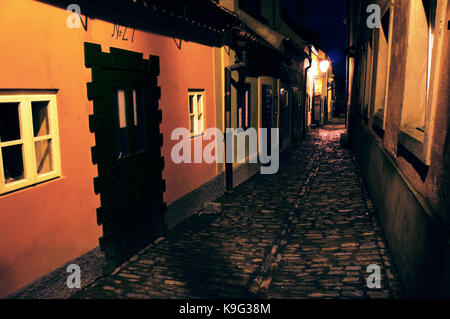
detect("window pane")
[115,89,129,158]
[190,115,195,134]
[0,102,21,142]
[197,95,203,113]
[133,88,147,152]
[189,95,195,114]
[2,144,24,183]
[198,114,203,133]
[374,11,390,121]
[35,139,53,175]
[401,0,429,130]
[117,89,127,128]
[32,101,50,137]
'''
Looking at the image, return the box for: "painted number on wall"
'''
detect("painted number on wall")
[111,24,136,42]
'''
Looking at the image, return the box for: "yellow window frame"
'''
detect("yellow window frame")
[188,90,205,137]
[0,94,61,195]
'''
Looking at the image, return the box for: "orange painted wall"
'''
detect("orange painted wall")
[0,0,217,297]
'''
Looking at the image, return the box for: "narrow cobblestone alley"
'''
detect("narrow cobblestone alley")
[73,119,403,299]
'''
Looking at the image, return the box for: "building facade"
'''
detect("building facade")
[0,0,332,298]
[346,0,450,297]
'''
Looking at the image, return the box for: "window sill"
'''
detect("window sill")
[0,175,62,197]
[398,127,427,165]
[371,115,385,138]
[372,114,384,129]
[190,132,204,139]
[400,126,425,143]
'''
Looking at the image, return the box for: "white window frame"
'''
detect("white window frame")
[188,90,205,137]
[0,94,61,194]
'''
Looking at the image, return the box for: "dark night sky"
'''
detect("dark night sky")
[284,0,348,79]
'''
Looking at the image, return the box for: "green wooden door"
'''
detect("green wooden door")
[84,43,166,273]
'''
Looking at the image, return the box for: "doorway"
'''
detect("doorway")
[84,43,166,273]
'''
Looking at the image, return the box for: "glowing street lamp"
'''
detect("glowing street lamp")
[319,60,330,73]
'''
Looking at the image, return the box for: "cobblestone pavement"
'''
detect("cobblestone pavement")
[73,119,403,299]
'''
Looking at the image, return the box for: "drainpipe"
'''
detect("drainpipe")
[303,45,312,138]
[224,58,246,192]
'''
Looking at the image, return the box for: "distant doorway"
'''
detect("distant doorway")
[313,96,321,125]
